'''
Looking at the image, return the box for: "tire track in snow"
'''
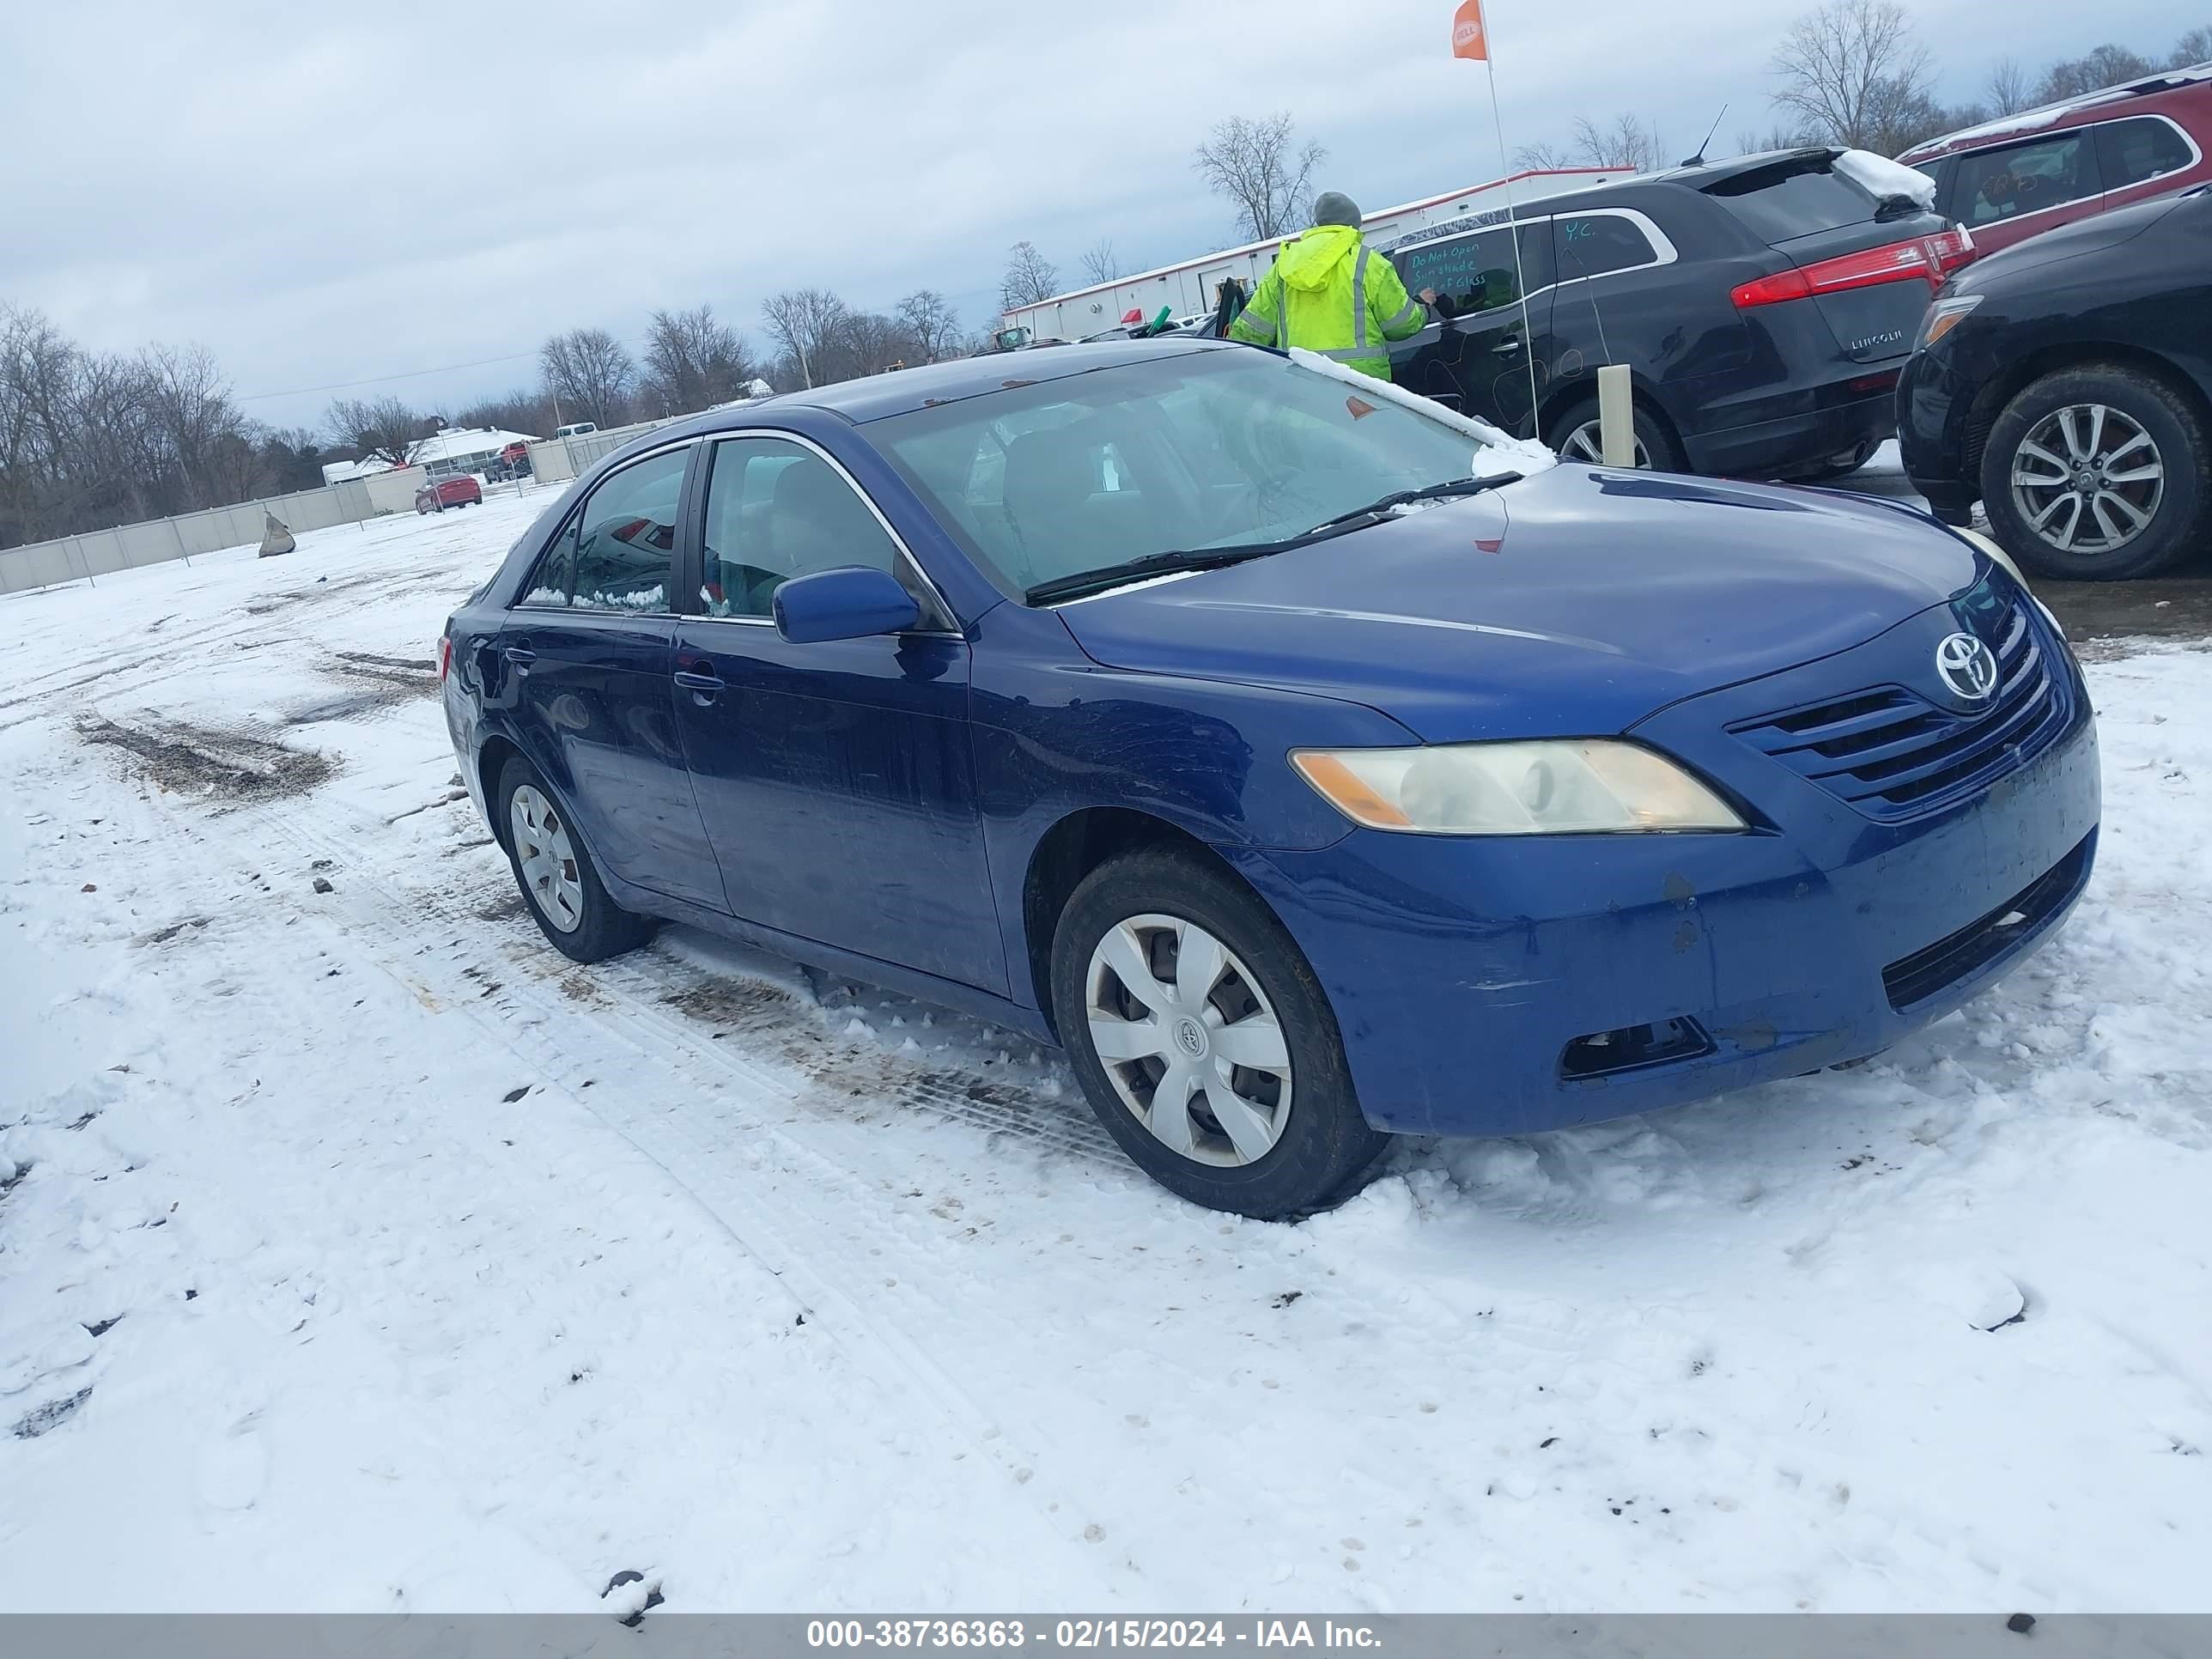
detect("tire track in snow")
[176,772,1135,1591]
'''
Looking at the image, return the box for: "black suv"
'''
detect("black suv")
[1377,149,1967,480]
[1897,185,2211,580]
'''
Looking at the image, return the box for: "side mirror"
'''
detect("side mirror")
[772,565,921,644]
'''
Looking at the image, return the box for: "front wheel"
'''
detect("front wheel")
[1552,393,1684,471]
[495,758,655,963]
[1980,364,2209,580]
[1050,848,1388,1218]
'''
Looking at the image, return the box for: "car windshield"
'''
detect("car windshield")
[869,349,1499,600]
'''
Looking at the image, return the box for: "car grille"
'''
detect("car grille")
[1881,833,2094,1011]
[1728,598,2068,819]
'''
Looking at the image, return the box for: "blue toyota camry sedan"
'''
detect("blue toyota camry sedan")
[440,340,2100,1218]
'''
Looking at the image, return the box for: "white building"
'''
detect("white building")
[319,457,394,486]
[1001,167,1632,342]
[409,426,541,480]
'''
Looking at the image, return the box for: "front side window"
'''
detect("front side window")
[1954,132,2101,227]
[2098,116,2194,190]
[698,438,902,618]
[873,349,1504,599]
[1389,222,1553,317]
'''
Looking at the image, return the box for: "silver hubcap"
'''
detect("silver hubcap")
[509,784,584,933]
[1562,419,1650,469]
[1085,914,1292,1168]
[2011,404,2164,556]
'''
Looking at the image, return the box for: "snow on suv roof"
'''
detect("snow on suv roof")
[1901,61,2212,160]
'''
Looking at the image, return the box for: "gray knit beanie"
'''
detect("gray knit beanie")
[1312,191,1361,228]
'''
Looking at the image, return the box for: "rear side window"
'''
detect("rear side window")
[522,447,687,612]
[1703,158,1879,242]
[2098,116,2195,190]
[1554,212,1662,280]
[1952,132,2101,228]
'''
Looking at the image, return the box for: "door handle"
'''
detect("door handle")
[1492,337,1525,356]
[501,645,536,668]
[672,669,725,693]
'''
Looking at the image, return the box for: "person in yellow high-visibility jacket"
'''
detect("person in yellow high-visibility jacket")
[1227,191,1437,380]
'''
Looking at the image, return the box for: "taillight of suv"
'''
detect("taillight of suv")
[1731,228,1978,309]
[437,634,453,684]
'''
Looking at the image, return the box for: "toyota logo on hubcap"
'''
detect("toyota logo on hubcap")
[1175,1018,1208,1057]
[1934,632,1999,703]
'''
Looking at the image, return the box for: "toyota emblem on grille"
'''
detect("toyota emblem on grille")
[1935,632,1999,702]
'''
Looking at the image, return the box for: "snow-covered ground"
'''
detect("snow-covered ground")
[3,488,2209,1615]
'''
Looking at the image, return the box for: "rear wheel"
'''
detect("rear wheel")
[1980,364,2209,580]
[1553,393,1684,471]
[1050,848,1388,1218]
[495,758,655,963]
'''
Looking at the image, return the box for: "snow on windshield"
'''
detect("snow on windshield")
[1289,348,1559,475]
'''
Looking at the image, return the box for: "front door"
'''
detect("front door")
[1388,217,1557,434]
[671,434,1006,994]
[501,443,726,913]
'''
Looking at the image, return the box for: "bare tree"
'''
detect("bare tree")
[2172,27,2212,67]
[1984,57,2033,117]
[2036,44,2154,102]
[1512,139,1578,170]
[637,305,755,418]
[453,388,555,437]
[1079,239,1123,285]
[1771,0,1934,149]
[1193,112,1328,242]
[539,328,633,429]
[325,395,423,465]
[1735,118,1820,154]
[1000,241,1061,311]
[894,290,963,364]
[1576,114,1663,171]
[761,289,848,390]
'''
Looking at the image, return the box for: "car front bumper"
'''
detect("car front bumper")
[1231,590,2101,1139]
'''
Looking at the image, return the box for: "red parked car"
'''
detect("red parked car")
[415,476,483,514]
[1899,63,2212,258]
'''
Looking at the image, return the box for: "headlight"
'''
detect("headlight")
[1960,527,2067,641]
[1916,293,1982,350]
[1291,741,1744,835]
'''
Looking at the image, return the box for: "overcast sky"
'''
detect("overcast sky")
[3,0,2197,435]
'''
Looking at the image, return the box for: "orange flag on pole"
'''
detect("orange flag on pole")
[1450,0,1488,59]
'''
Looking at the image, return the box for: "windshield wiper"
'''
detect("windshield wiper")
[1023,474,1522,606]
[1297,473,1522,539]
[1026,544,1285,605]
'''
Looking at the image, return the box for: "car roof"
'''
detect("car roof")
[1378,149,1844,250]
[667,339,1228,431]
[1900,62,2212,161]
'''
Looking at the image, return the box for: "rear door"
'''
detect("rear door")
[501,444,727,912]
[1387,219,1556,433]
[1702,153,1950,363]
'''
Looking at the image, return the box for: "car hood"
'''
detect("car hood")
[1054,465,1983,742]
[1960,192,2181,287]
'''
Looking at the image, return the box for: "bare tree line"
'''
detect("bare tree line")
[1521,7,2212,174]
[1,305,328,550]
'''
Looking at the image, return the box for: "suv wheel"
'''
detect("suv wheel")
[1981,364,2209,580]
[1049,848,1388,1219]
[495,758,655,963]
[1553,394,1684,471]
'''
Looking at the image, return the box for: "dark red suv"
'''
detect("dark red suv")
[1899,64,2211,258]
